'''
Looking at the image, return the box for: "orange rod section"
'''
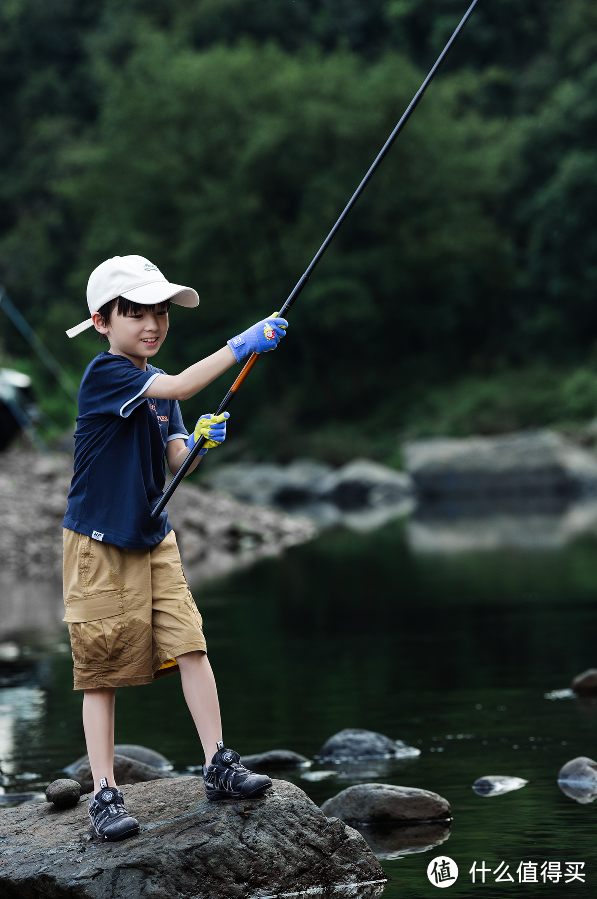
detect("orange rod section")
[230,352,260,393]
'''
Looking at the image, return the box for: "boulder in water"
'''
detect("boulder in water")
[317,728,420,762]
[0,776,387,898]
[69,754,173,794]
[571,669,597,695]
[321,783,451,825]
[240,749,311,770]
[64,744,171,777]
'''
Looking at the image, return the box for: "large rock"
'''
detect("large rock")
[571,669,597,695]
[321,783,451,824]
[70,754,173,794]
[404,430,597,507]
[0,776,386,899]
[317,728,420,762]
[557,756,597,804]
[240,749,311,770]
[65,745,171,777]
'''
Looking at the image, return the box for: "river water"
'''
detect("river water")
[2,518,597,896]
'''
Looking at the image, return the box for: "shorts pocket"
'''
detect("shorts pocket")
[64,591,131,670]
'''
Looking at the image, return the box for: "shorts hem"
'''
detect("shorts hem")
[73,673,153,691]
[154,641,207,672]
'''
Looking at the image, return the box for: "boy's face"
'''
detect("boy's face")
[93,304,169,368]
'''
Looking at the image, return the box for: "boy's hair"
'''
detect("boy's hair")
[96,296,171,342]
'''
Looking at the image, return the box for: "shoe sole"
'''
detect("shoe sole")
[206,782,273,802]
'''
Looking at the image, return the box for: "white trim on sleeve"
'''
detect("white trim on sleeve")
[120,372,161,418]
[167,433,189,442]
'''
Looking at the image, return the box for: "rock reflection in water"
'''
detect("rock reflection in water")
[354,820,452,860]
[558,780,597,804]
[0,683,46,788]
[321,758,419,784]
[408,498,597,552]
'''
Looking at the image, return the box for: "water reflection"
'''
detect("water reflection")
[0,683,46,786]
[354,821,452,860]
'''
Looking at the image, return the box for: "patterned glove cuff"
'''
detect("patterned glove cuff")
[227,335,246,363]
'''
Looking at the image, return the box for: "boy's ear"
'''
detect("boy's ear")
[92,311,109,335]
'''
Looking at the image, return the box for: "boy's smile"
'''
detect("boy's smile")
[93,305,169,369]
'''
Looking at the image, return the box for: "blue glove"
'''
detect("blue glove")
[187,412,229,455]
[227,313,288,362]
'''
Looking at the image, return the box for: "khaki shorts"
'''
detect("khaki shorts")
[63,528,206,690]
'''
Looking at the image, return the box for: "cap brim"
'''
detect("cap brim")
[121,281,199,307]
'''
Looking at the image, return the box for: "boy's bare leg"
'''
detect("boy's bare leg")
[177,651,222,763]
[83,687,117,793]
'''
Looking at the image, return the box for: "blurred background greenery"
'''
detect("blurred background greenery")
[2,0,597,462]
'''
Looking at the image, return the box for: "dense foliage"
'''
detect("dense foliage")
[2,0,597,459]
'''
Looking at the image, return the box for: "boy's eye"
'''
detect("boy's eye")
[157,310,168,316]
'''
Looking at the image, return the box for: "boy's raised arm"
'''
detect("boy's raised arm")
[145,313,288,401]
[145,347,236,401]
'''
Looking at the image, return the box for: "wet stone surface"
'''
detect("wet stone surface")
[0,776,386,899]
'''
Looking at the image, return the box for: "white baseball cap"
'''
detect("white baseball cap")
[66,255,199,338]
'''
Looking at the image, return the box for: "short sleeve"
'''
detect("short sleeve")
[83,354,160,418]
[167,400,189,442]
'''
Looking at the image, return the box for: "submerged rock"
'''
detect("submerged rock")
[45,779,81,809]
[317,729,420,762]
[557,756,597,804]
[571,669,597,695]
[240,749,311,770]
[0,776,386,899]
[321,783,451,825]
[472,775,528,797]
[65,745,171,777]
[354,820,452,860]
[70,754,173,794]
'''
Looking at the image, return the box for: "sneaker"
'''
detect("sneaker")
[88,778,140,842]
[203,741,272,801]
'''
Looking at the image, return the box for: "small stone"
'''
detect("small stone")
[571,669,597,695]
[240,749,311,770]
[321,783,451,824]
[557,756,597,803]
[317,728,420,762]
[45,779,81,809]
[472,775,528,797]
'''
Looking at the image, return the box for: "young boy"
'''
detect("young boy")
[63,254,288,841]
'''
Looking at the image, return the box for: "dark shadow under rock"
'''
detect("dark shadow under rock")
[354,820,452,860]
[240,749,311,770]
[0,777,386,899]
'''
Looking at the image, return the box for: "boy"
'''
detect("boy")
[63,254,288,841]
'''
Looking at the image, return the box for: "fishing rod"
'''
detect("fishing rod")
[151,0,480,519]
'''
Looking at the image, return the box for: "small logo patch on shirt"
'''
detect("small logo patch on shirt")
[92,531,104,541]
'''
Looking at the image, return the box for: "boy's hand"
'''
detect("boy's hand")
[187,412,229,455]
[227,312,288,362]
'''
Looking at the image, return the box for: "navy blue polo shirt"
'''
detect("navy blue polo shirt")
[63,352,188,549]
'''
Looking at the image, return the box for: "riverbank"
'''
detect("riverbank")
[0,449,315,641]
